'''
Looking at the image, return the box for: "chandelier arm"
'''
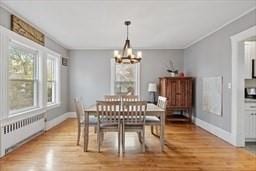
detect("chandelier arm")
[127,39,130,48]
[126,24,129,40]
[122,40,128,56]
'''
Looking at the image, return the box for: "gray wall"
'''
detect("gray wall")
[45,38,69,121]
[184,9,256,132]
[69,49,184,111]
[0,6,69,121]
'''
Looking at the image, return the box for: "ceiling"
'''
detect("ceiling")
[1,0,256,50]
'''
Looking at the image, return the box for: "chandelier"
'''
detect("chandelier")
[113,21,142,64]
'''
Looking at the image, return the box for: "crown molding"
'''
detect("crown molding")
[184,7,256,49]
[0,3,69,50]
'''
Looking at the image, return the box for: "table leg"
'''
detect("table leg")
[84,112,89,152]
[160,112,165,152]
[84,112,86,152]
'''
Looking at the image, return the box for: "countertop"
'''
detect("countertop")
[245,98,256,103]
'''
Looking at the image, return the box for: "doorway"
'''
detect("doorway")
[231,26,256,147]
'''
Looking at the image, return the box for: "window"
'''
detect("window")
[111,60,140,95]
[47,54,59,106]
[8,41,39,113]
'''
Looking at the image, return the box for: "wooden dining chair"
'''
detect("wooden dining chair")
[96,101,121,153]
[122,101,147,153]
[121,95,139,102]
[104,95,121,101]
[74,98,97,152]
[145,96,167,136]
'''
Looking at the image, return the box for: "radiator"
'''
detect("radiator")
[245,111,256,141]
[0,111,45,157]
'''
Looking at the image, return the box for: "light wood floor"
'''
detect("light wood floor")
[0,119,255,171]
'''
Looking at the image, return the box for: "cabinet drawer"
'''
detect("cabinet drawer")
[245,103,256,110]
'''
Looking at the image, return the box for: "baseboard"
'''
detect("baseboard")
[194,117,234,145]
[45,113,69,130]
[245,138,256,142]
[67,112,76,118]
[45,112,77,130]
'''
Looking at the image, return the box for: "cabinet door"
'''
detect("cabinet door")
[159,78,166,97]
[245,110,256,139]
[177,79,192,107]
[178,79,186,107]
[244,43,251,79]
[186,79,193,107]
[166,78,193,108]
[167,79,178,107]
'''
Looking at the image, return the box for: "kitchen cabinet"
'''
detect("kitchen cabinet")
[244,101,256,141]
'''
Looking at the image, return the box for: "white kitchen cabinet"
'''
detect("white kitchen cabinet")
[245,110,256,140]
[244,102,256,141]
[244,41,256,79]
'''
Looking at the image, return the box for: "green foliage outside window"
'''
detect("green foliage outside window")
[47,58,56,104]
[8,43,37,111]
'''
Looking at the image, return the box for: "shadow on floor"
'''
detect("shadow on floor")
[245,142,256,154]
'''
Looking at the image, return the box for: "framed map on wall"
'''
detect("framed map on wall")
[202,76,223,116]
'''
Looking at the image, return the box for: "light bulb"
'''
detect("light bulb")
[127,48,132,56]
[137,51,142,58]
[114,50,119,57]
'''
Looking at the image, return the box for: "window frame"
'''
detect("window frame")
[46,52,61,108]
[0,26,65,119]
[8,40,40,115]
[110,59,140,96]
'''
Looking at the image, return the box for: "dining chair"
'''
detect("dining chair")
[74,98,97,152]
[104,95,121,101]
[96,101,121,153]
[145,96,167,136]
[121,95,139,102]
[122,101,147,153]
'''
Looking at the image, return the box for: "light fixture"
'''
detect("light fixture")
[113,21,142,64]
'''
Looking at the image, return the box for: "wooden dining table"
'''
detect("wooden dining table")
[84,103,166,152]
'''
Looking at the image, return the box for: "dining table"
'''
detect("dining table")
[84,103,166,152]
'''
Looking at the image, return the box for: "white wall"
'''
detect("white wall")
[69,49,184,111]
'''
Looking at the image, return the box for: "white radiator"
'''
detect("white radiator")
[0,111,45,157]
[245,111,256,141]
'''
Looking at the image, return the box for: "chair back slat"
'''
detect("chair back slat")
[122,95,139,102]
[96,101,121,124]
[157,96,167,110]
[74,98,86,125]
[122,101,147,124]
[104,95,121,101]
[74,98,84,119]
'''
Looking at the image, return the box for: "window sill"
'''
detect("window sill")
[47,103,61,110]
[8,107,46,120]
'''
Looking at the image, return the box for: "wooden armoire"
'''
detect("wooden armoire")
[159,77,194,122]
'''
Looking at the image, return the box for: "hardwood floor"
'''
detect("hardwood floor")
[0,119,255,171]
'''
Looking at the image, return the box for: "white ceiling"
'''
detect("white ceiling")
[1,0,256,49]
